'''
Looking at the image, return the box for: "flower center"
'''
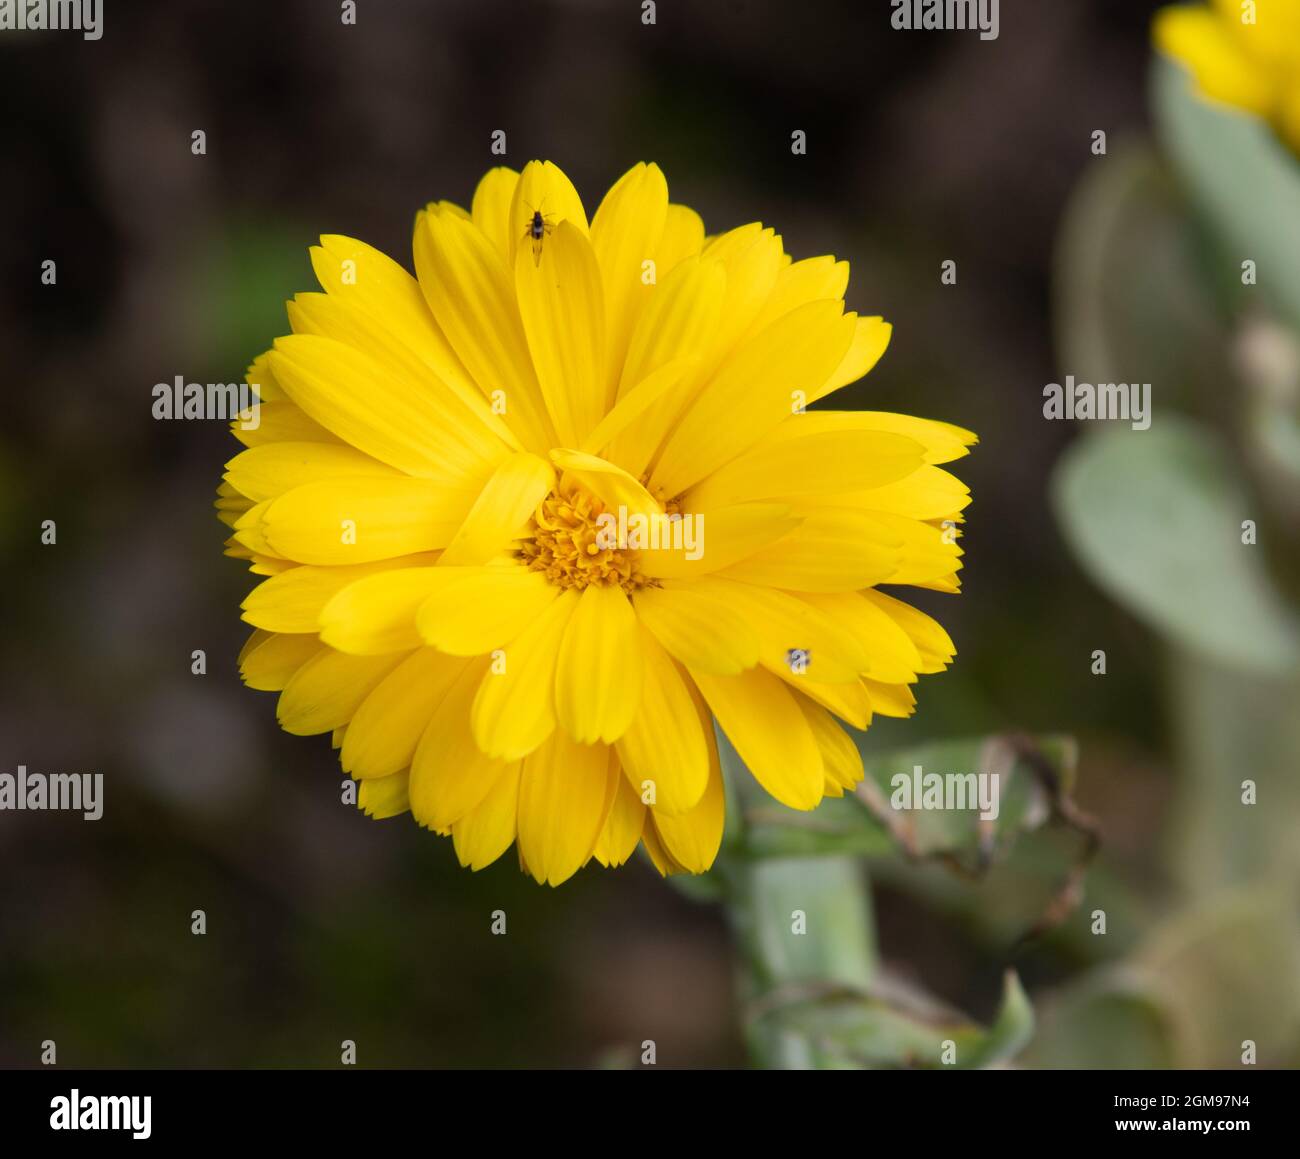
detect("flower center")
[519,488,649,592]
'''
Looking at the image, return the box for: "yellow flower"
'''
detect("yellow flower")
[218,161,975,885]
[1155,0,1300,152]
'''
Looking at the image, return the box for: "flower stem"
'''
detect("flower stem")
[722,854,878,1067]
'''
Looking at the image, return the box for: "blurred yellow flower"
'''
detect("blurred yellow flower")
[1155,0,1300,152]
[217,161,974,884]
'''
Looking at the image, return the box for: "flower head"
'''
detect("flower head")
[219,161,975,884]
[1155,0,1300,153]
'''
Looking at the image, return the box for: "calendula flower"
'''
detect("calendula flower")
[1155,0,1300,153]
[218,161,974,885]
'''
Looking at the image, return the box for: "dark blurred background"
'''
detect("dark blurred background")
[0,0,1185,1067]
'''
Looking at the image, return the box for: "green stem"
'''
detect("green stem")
[727,853,879,1069]
[723,855,877,1068]
[715,731,879,1067]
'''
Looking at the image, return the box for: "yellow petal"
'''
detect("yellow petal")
[747,255,849,334]
[684,428,925,510]
[231,500,280,558]
[241,554,439,633]
[270,334,501,484]
[1154,6,1277,115]
[517,731,616,885]
[593,764,646,867]
[410,658,514,828]
[614,628,708,814]
[416,565,560,655]
[860,589,956,673]
[515,221,607,445]
[358,769,410,819]
[224,441,401,504]
[240,631,325,691]
[799,590,922,683]
[606,257,727,476]
[507,159,590,268]
[452,764,521,870]
[786,676,874,731]
[865,511,963,586]
[287,290,518,459]
[590,162,669,392]
[230,399,342,448]
[556,583,642,744]
[471,589,578,759]
[237,627,271,664]
[413,207,557,452]
[277,649,407,736]
[579,356,698,456]
[697,224,785,377]
[438,451,555,567]
[639,502,802,580]
[310,234,490,425]
[863,678,917,719]
[655,203,706,275]
[814,316,892,402]
[689,577,872,683]
[470,166,521,264]
[258,476,480,565]
[691,667,824,810]
[797,696,864,793]
[632,582,760,675]
[244,351,285,402]
[640,820,681,876]
[776,411,976,465]
[838,464,971,522]
[319,567,448,654]
[549,448,661,519]
[717,508,900,592]
[651,299,857,496]
[341,648,471,778]
[651,681,725,871]
[248,554,297,577]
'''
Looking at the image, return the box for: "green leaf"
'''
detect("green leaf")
[1052,417,1300,673]
[1025,981,1179,1070]
[1052,139,1234,409]
[1152,55,1300,331]
[1027,888,1300,1068]
[751,969,1034,1070]
[1167,647,1300,895]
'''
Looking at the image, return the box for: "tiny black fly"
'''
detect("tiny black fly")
[521,202,556,264]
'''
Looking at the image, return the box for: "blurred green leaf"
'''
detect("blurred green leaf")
[736,856,878,990]
[1025,980,1180,1070]
[751,969,1033,1070]
[1054,139,1233,403]
[1153,55,1300,331]
[1053,417,1300,673]
[1137,887,1300,1067]
[1028,888,1300,1068]
[1167,647,1300,895]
